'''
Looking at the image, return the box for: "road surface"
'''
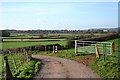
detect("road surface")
[32,55,101,79]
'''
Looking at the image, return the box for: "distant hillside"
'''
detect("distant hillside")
[89,28,118,33]
[1,28,118,34]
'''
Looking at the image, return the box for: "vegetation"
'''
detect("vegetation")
[33,38,120,79]
[89,38,120,79]
[14,58,41,79]
[2,53,41,79]
[2,41,67,50]
[0,30,10,37]
[3,39,65,42]
[1,29,119,79]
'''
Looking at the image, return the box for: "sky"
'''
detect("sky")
[0,2,118,30]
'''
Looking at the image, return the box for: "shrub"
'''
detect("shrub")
[80,33,119,42]
[66,38,75,48]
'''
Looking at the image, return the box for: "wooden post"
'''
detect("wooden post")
[15,49,17,54]
[103,44,105,62]
[12,56,17,71]
[112,41,114,53]
[105,44,106,55]
[62,47,63,55]
[75,40,77,54]
[66,47,68,54]
[45,46,47,54]
[22,48,24,53]
[53,45,55,54]
[18,51,22,66]
[26,51,29,62]
[55,46,58,53]
[9,51,11,54]
[49,46,50,53]
[96,45,99,58]
[4,56,13,80]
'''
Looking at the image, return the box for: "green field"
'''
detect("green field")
[3,39,65,41]
[2,41,67,50]
[0,33,106,39]
[0,36,39,38]
[1,32,119,79]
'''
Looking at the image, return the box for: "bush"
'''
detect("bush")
[66,38,75,48]
[0,30,10,37]
[80,33,119,41]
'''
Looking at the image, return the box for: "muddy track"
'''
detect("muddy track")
[32,55,101,79]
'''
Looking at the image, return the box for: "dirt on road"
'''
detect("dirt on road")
[32,55,101,79]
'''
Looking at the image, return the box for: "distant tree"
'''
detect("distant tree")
[38,34,44,38]
[85,33,94,38]
[66,37,75,48]
[0,30,10,37]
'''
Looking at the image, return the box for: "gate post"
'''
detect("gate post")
[45,46,47,54]
[112,41,114,53]
[75,40,77,54]
[95,45,99,58]
[55,46,58,53]
[53,45,55,54]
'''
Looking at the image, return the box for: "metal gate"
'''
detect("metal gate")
[75,40,113,55]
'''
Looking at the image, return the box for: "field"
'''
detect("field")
[3,39,65,41]
[2,41,67,50]
[1,33,106,39]
[1,33,107,51]
[1,32,119,79]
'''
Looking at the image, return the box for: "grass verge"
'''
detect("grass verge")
[89,38,120,79]
[14,58,41,79]
[2,54,41,79]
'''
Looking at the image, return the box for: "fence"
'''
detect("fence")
[75,40,114,55]
[2,44,67,80]
[0,51,2,80]
[3,49,31,80]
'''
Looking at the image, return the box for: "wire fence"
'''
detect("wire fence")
[2,49,32,80]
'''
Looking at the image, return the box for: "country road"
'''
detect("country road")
[32,55,101,79]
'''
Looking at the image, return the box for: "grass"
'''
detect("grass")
[0,54,2,79]
[2,41,67,50]
[1,33,119,79]
[78,42,112,54]
[33,38,120,79]
[2,53,41,79]
[3,39,65,41]
[33,48,76,60]
[33,48,93,63]
[0,36,40,39]
[89,38,120,79]
[1,33,106,39]
[14,58,41,79]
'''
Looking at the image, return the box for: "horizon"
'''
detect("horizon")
[0,27,118,31]
[1,2,118,30]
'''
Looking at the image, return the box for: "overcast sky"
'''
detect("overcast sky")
[0,2,118,30]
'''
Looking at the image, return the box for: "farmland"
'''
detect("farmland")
[3,39,65,42]
[1,32,107,51]
[2,41,67,50]
[1,31,120,79]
